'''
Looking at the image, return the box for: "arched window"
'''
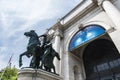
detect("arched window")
[69,25,105,51]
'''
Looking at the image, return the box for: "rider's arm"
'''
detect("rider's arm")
[39,34,47,38]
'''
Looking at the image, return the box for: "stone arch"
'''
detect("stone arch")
[65,27,79,52]
[83,39,120,80]
[68,24,106,51]
[66,21,114,52]
[83,20,113,31]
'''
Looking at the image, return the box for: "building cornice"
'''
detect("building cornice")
[50,1,92,31]
[60,0,85,20]
[62,1,98,30]
[50,0,117,32]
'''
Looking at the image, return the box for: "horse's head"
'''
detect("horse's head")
[24,30,35,37]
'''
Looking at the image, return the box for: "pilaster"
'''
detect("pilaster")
[53,22,63,75]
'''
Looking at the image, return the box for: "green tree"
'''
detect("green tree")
[0,67,18,80]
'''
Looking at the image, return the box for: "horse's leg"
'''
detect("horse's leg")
[19,52,27,67]
[40,56,44,69]
[31,56,39,69]
[45,66,47,71]
[49,68,51,72]
[29,57,34,68]
[36,56,40,69]
[40,60,43,69]
[53,65,56,74]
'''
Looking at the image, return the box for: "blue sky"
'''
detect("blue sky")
[0,0,80,69]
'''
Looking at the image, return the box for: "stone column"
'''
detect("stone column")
[53,28,63,75]
[96,0,120,29]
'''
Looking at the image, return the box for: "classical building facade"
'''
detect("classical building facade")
[47,0,120,80]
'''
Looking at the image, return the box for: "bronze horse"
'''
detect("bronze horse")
[19,30,44,68]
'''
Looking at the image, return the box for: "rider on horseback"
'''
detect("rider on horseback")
[19,30,60,72]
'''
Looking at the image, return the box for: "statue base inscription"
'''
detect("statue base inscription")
[18,68,62,80]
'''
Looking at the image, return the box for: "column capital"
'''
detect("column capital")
[53,21,64,38]
[54,28,63,38]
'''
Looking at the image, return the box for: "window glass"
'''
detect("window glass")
[118,59,120,64]
[97,65,102,71]
[110,61,114,68]
[113,60,119,67]
[103,63,109,70]
[69,25,105,51]
[94,66,97,72]
[97,63,109,71]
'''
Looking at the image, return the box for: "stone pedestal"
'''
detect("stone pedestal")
[18,68,62,80]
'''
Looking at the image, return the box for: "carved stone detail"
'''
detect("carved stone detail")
[54,28,63,38]
[92,0,112,6]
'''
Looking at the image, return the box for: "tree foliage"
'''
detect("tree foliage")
[0,67,18,80]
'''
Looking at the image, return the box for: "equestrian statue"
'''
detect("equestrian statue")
[19,30,60,74]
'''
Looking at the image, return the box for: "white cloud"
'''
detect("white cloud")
[0,0,66,38]
[0,46,7,52]
[0,55,7,69]
[0,0,80,69]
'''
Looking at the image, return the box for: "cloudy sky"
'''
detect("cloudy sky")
[0,0,80,69]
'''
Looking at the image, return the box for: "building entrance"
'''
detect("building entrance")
[83,39,120,80]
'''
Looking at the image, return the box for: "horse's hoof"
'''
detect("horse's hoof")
[40,67,42,69]
[39,66,43,69]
